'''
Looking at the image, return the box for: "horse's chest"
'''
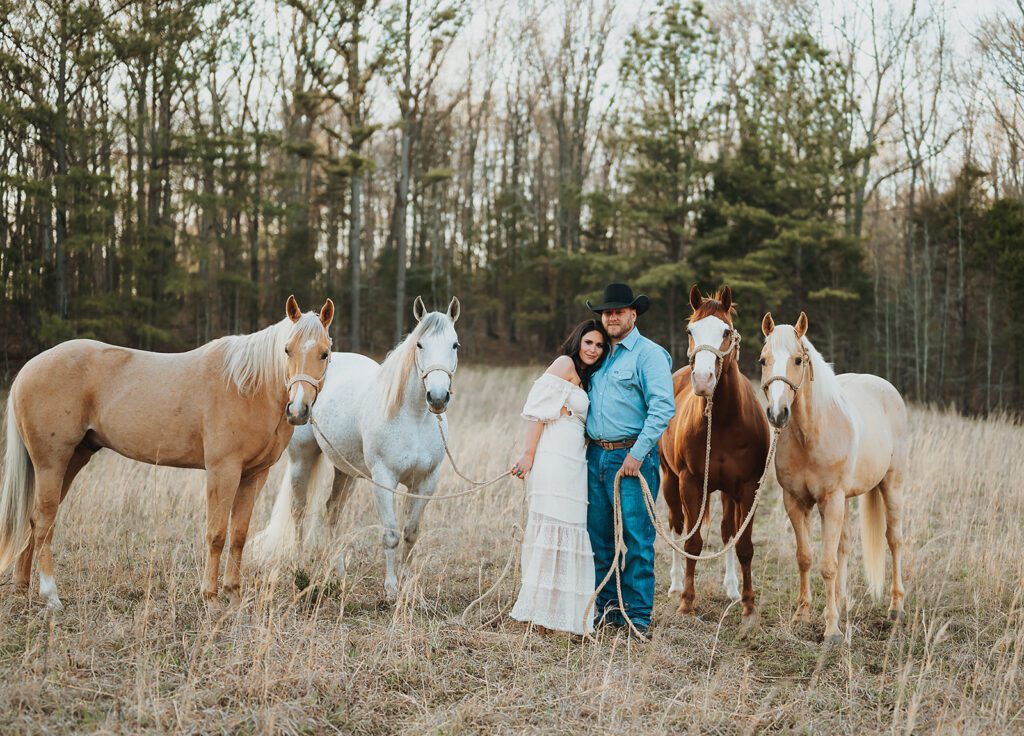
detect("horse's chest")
[369,425,442,476]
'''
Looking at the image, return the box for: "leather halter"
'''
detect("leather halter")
[760,343,814,395]
[687,327,741,381]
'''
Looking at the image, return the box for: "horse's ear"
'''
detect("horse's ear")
[761,311,775,337]
[688,284,703,312]
[413,296,426,322]
[720,286,733,312]
[446,296,461,323]
[286,295,301,323]
[319,298,334,328]
[795,311,808,339]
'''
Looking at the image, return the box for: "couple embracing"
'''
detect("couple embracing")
[509,283,675,637]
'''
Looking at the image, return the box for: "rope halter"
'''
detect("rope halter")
[687,327,741,381]
[414,349,457,397]
[285,344,332,405]
[760,342,814,396]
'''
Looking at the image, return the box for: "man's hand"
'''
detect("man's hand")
[619,453,643,478]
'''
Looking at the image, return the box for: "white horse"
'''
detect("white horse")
[248,297,460,600]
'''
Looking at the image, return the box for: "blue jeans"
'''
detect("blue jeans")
[586,444,660,629]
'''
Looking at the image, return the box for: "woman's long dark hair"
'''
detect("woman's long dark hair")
[559,319,611,391]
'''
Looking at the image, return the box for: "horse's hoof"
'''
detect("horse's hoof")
[823,632,844,646]
[791,606,811,625]
[676,599,695,615]
[384,583,398,604]
[667,586,683,599]
[725,587,742,602]
[736,612,760,640]
[204,596,222,615]
[889,609,904,622]
[45,597,64,612]
[335,554,347,579]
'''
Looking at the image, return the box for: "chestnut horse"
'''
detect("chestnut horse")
[760,312,908,643]
[659,286,770,635]
[0,296,334,611]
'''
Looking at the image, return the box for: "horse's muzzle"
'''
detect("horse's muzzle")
[426,390,450,414]
[691,372,717,398]
[286,404,311,425]
[767,405,790,428]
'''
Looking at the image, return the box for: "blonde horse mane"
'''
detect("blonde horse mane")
[772,327,854,429]
[378,312,451,419]
[217,313,326,396]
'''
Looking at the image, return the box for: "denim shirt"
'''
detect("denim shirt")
[586,327,676,462]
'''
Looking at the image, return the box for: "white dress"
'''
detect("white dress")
[510,373,595,635]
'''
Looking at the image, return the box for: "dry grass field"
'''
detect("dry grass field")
[1,365,1022,734]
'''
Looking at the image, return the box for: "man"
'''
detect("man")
[585,283,675,636]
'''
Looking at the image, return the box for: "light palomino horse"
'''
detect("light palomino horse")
[0,296,334,610]
[660,286,771,636]
[760,312,908,643]
[249,297,460,601]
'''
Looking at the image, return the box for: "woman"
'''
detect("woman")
[509,320,610,636]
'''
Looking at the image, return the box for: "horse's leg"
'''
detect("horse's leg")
[880,471,906,620]
[368,464,402,602]
[677,473,704,615]
[662,468,684,597]
[28,446,78,610]
[15,444,92,591]
[783,491,813,624]
[734,485,759,636]
[202,462,243,610]
[248,433,319,564]
[325,470,357,578]
[222,468,270,607]
[401,467,440,563]
[720,495,741,602]
[837,499,851,614]
[818,490,846,644]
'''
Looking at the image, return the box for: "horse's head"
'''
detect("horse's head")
[412,296,460,414]
[283,295,334,425]
[759,311,812,428]
[686,284,738,398]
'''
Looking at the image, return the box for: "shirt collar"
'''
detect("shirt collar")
[617,326,641,351]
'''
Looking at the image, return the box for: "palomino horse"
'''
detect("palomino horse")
[760,312,908,643]
[0,296,334,610]
[659,286,771,635]
[249,297,460,601]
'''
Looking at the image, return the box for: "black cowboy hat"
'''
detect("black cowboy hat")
[586,283,650,316]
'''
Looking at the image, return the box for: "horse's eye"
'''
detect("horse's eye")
[795,357,803,366]
[416,342,423,349]
[723,328,731,337]
[453,342,460,350]
[320,352,328,360]
[285,347,291,356]
[759,357,766,366]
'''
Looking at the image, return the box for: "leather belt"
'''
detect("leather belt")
[591,437,637,451]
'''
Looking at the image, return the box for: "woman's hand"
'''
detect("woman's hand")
[511,452,534,480]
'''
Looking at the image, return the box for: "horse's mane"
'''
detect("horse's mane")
[772,326,854,430]
[378,312,451,419]
[217,313,326,396]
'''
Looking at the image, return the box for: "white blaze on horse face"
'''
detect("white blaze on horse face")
[689,315,730,392]
[769,344,793,415]
[288,383,305,418]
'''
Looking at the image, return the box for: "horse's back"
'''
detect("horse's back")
[838,372,908,480]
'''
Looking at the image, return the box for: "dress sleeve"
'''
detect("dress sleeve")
[521,374,573,423]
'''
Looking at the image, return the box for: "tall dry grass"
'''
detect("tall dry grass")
[0,365,1022,734]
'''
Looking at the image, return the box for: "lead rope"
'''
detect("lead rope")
[309,415,511,500]
[581,426,780,642]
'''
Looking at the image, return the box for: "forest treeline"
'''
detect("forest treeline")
[2,0,1023,412]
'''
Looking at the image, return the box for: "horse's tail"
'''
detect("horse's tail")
[859,486,887,601]
[0,398,34,572]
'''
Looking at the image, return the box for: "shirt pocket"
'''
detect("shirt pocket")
[611,367,636,386]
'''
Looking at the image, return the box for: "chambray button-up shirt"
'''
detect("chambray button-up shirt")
[586,327,676,462]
